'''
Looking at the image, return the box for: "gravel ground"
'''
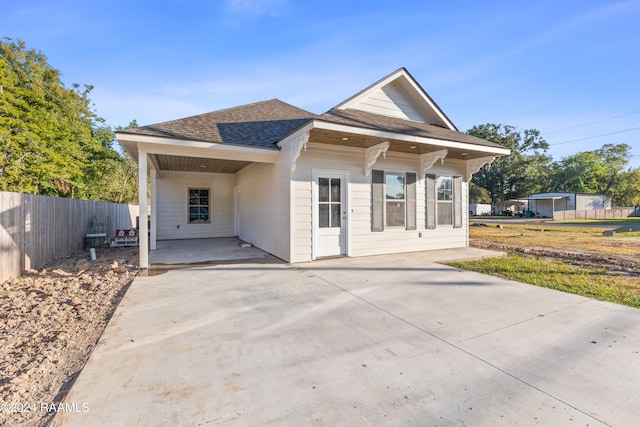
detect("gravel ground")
[0,247,139,427]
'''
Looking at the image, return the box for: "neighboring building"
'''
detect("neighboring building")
[116,68,510,268]
[469,203,492,216]
[527,192,611,218]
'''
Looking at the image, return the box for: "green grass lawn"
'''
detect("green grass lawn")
[448,254,640,308]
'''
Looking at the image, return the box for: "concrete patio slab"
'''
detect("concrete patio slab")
[54,249,639,426]
[149,237,269,265]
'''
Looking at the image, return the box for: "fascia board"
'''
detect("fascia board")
[276,121,315,148]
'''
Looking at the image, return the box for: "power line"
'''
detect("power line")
[544,109,640,135]
[550,126,640,145]
[472,60,640,127]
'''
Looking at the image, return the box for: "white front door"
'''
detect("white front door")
[314,173,347,258]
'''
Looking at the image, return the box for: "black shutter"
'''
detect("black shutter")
[406,172,416,230]
[453,176,463,228]
[371,170,384,232]
[425,174,436,229]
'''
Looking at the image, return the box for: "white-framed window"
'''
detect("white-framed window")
[188,188,210,224]
[372,170,416,232]
[437,177,453,225]
[385,173,406,227]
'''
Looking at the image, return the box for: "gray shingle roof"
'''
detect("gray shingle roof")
[118,97,504,152]
[319,108,505,150]
[118,99,317,149]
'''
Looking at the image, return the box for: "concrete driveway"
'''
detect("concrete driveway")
[55,249,640,426]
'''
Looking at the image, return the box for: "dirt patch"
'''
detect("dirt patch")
[0,247,138,427]
[471,239,640,276]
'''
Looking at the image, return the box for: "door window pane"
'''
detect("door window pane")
[319,178,329,202]
[319,204,329,228]
[331,204,341,228]
[330,179,341,202]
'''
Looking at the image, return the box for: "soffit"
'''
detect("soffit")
[153,154,252,174]
[308,128,492,160]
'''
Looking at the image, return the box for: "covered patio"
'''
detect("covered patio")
[148,237,272,266]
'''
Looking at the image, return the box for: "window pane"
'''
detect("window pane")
[438,202,452,225]
[330,179,341,202]
[189,207,209,223]
[319,178,329,202]
[386,201,405,227]
[437,177,452,201]
[189,207,199,222]
[386,174,405,200]
[385,175,395,199]
[188,189,210,223]
[199,207,209,222]
[319,204,329,228]
[331,204,341,228]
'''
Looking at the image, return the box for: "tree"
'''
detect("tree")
[615,168,640,207]
[0,38,137,203]
[469,182,492,204]
[467,124,552,203]
[550,143,632,205]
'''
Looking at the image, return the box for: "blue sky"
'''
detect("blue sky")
[3,0,640,168]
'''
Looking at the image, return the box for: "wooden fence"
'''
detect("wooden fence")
[1,191,139,283]
[553,208,637,221]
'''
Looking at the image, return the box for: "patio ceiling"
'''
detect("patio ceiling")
[153,154,253,174]
[308,128,494,160]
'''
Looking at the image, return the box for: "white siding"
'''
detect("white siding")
[290,142,469,262]
[351,80,444,125]
[157,171,235,240]
[235,150,291,261]
[352,81,426,122]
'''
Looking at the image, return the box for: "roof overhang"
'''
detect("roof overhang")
[527,196,569,200]
[277,120,510,160]
[115,132,280,175]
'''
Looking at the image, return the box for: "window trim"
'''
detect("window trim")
[426,175,462,229]
[187,187,211,224]
[384,172,406,228]
[371,170,417,232]
[436,176,453,226]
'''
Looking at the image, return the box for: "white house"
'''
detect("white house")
[116,68,510,268]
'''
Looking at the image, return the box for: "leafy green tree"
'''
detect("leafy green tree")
[550,143,632,205]
[614,168,640,207]
[469,182,492,204]
[467,124,551,203]
[0,38,137,203]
